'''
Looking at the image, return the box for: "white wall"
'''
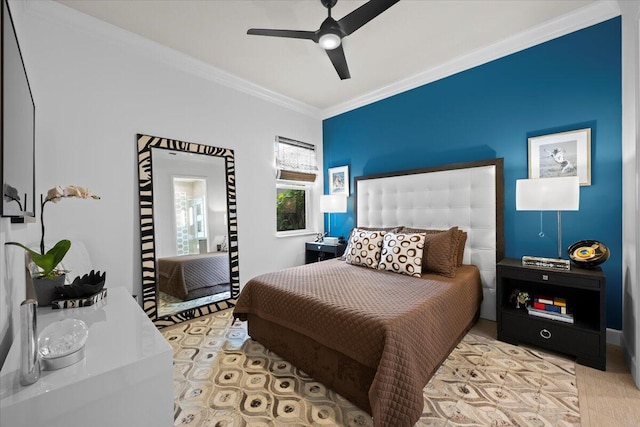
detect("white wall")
[0,0,322,367]
[620,0,640,388]
[151,152,227,258]
[0,220,29,368]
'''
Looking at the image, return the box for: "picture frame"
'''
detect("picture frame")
[528,128,591,186]
[328,165,349,196]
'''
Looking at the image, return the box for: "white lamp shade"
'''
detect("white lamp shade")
[516,176,580,211]
[320,195,347,213]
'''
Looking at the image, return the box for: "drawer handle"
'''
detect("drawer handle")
[539,329,552,340]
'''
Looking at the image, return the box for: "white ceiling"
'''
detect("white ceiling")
[54,0,603,115]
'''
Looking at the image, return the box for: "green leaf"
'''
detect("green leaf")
[5,240,71,278]
[47,240,71,269]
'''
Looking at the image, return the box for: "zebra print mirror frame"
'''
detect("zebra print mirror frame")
[137,134,240,328]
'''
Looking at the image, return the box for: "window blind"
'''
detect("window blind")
[275,136,317,182]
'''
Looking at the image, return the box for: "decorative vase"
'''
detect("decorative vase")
[32,275,66,307]
[567,240,610,269]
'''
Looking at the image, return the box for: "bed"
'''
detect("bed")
[234,159,504,427]
[157,252,230,300]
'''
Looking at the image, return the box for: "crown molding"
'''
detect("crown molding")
[320,1,621,120]
[20,0,620,122]
[617,0,640,19]
[23,0,322,119]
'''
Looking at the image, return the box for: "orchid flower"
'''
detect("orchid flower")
[6,185,100,279]
[39,185,100,255]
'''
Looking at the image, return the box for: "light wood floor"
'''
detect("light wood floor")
[471,319,640,427]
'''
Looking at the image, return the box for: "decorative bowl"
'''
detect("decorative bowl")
[38,318,88,370]
[55,270,106,299]
[567,240,610,269]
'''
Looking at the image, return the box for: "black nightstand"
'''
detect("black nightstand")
[305,242,346,264]
[497,258,606,370]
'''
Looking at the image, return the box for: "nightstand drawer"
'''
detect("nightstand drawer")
[307,243,336,253]
[499,266,601,290]
[305,242,346,264]
[501,311,600,359]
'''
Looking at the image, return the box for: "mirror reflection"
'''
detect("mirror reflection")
[137,133,239,327]
[151,148,231,317]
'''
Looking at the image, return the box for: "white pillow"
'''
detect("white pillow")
[344,229,386,269]
[378,232,426,277]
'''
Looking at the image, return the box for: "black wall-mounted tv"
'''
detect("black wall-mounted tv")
[1,0,36,220]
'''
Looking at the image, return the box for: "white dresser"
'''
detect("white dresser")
[0,287,173,427]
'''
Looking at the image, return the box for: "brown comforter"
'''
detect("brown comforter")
[233,259,482,427]
[158,252,230,300]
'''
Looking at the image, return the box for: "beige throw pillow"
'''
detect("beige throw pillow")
[344,229,386,269]
[341,226,402,260]
[378,232,426,277]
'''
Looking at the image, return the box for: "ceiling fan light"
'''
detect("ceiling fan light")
[319,33,341,50]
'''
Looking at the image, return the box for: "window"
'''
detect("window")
[275,136,317,235]
[275,136,317,182]
[276,184,308,232]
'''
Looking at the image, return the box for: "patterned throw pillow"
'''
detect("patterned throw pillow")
[341,226,402,260]
[344,229,386,269]
[378,232,426,277]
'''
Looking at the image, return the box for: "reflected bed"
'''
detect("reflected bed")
[157,252,229,301]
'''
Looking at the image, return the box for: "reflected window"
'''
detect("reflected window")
[173,177,207,255]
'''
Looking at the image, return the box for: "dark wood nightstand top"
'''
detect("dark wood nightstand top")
[498,257,603,276]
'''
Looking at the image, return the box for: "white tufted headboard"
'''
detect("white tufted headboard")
[355,159,504,320]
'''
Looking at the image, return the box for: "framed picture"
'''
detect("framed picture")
[528,128,591,186]
[328,165,349,196]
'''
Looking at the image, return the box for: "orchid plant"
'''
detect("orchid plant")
[3,183,23,211]
[6,185,100,279]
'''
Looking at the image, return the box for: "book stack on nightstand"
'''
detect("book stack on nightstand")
[527,295,574,324]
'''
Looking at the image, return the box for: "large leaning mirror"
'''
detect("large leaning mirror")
[137,134,239,327]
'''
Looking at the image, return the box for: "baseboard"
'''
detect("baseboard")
[607,328,622,346]
[621,335,640,389]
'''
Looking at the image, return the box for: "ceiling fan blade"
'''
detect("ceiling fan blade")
[247,28,318,42]
[338,0,400,36]
[326,45,351,80]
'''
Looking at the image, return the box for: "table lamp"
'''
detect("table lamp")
[320,195,347,241]
[516,176,580,260]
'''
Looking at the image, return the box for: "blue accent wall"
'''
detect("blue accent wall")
[323,18,622,329]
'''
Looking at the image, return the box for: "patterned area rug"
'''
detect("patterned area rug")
[158,290,231,318]
[161,310,580,426]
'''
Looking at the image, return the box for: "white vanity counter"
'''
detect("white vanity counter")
[0,287,173,427]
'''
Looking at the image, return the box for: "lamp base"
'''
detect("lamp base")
[521,256,570,270]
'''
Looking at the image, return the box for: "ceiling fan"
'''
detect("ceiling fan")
[247,0,400,80]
